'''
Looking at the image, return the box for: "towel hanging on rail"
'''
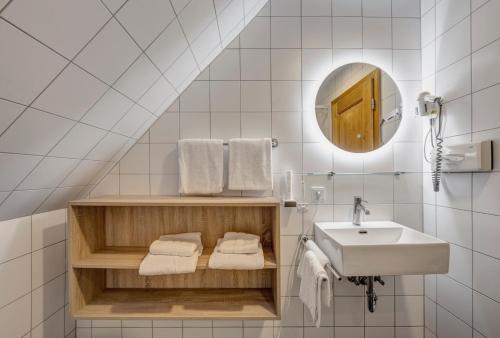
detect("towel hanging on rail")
[178,139,224,194]
[228,138,273,191]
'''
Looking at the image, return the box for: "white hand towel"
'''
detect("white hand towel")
[151,232,203,256]
[217,232,260,254]
[139,251,200,275]
[228,138,272,191]
[208,239,264,270]
[178,139,224,194]
[298,239,330,273]
[298,251,331,328]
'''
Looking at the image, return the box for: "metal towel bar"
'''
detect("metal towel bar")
[222,138,279,148]
[299,235,342,281]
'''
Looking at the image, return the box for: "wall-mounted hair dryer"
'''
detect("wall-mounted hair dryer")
[415,92,443,119]
[416,92,444,192]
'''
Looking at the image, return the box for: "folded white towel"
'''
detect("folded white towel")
[151,232,202,257]
[208,239,264,270]
[217,232,260,254]
[178,139,224,194]
[139,251,200,275]
[228,138,272,191]
[298,250,331,328]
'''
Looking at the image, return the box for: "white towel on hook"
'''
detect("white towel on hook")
[298,250,331,328]
[178,139,224,194]
[228,138,272,191]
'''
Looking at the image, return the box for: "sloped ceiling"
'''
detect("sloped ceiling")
[0,0,268,221]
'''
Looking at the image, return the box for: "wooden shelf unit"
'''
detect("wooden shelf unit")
[69,196,281,320]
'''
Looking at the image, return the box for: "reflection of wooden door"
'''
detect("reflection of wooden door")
[331,69,381,152]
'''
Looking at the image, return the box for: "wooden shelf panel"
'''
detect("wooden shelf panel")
[72,288,278,320]
[73,247,277,270]
[70,195,280,207]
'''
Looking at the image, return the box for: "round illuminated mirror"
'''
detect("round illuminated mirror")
[315,63,402,153]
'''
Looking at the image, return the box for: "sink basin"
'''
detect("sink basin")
[314,221,449,276]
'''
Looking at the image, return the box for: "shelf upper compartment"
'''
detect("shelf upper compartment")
[72,288,278,320]
[69,195,280,207]
[73,246,278,270]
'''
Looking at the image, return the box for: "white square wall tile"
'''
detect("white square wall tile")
[436,275,472,325]
[120,143,149,174]
[114,55,161,102]
[271,17,301,48]
[0,153,42,191]
[31,241,66,289]
[473,291,500,338]
[0,295,31,338]
[149,113,180,143]
[302,17,332,49]
[31,274,65,327]
[211,112,241,139]
[180,113,210,138]
[31,209,66,251]
[2,0,110,58]
[271,81,302,112]
[150,144,178,174]
[472,0,500,51]
[436,206,472,248]
[210,81,241,112]
[0,254,31,308]
[0,18,67,105]
[333,0,361,16]
[362,0,391,17]
[271,0,301,16]
[241,81,271,112]
[241,49,271,80]
[74,19,141,85]
[82,89,134,130]
[180,81,210,112]
[116,0,175,49]
[271,49,301,80]
[33,64,108,121]
[0,108,74,155]
[393,18,420,49]
[146,20,189,73]
[363,18,391,49]
[334,297,364,326]
[240,16,270,48]
[140,77,176,114]
[302,0,331,16]
[393,50,421,81]
[395,295,423,326]
[210,49,240,80]
[473,212,500,259]
[472,38,500,92]
[333,17,362,49]
[49,123,106,159]
[19,157,79,190]
[392,0,420,17]
[0,99,25,135]
[178,0,215,43]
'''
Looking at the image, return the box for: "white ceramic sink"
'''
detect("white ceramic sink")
[314,221,449,276]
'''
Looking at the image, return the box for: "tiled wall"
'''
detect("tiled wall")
[0,209,74,338]
[90,0,425,337]
[0,0,267,221]
[421,0,500,337]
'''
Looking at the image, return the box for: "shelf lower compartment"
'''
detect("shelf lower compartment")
[73,246,277,270]
[72,288,278,320]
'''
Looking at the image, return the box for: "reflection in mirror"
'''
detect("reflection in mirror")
[315,63,402,153]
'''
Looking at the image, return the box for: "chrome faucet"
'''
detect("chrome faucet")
[353,196,370,226]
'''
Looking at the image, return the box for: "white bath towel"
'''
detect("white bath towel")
[298,250,331,328]
[178,139,224,194]
[151,232,202,257]
[208,239,264,270]
[139,251,200,275]
[217,232,260,254]
[228,138,272,191]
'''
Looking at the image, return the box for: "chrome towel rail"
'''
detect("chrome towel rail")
[300,235,342,281]
[222,138,279,148]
